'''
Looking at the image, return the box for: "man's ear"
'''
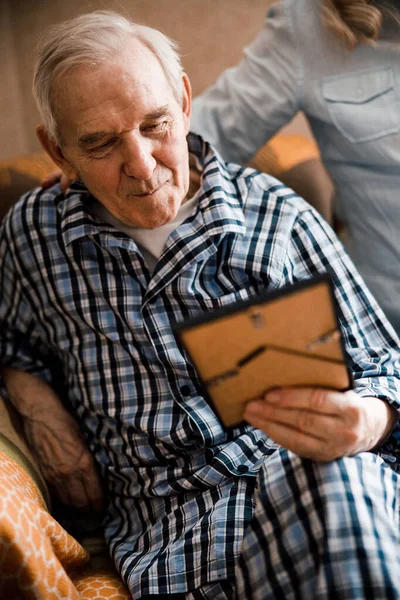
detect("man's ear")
[36,125,79,181]
[181,73,192,136]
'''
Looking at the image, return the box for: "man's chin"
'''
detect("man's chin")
[122,205,179,229]
[140,211,177,230]
[124,194,182,228]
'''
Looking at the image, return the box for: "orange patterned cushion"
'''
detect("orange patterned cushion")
[0,449,88,598]
[0,449,132,598]
[70,569,131,599]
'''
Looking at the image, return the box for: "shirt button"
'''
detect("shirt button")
[237,465,249,473]
[180,385,191,397]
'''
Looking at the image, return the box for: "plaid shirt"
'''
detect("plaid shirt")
[1,133,400,596]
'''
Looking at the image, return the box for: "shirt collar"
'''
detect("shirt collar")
[58,183,103,246]
[59,132,247,247]
[187,133,246,237]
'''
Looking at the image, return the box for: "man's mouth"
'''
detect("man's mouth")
[132,182,167,197]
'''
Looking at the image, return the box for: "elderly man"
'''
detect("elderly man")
[1,10,400,600]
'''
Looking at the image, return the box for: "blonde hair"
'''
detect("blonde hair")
[321,0,399,48]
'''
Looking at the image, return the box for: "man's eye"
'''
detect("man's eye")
[90,139,116,153]
[143,121,168,133]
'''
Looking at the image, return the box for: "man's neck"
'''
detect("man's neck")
[182,153,202,205]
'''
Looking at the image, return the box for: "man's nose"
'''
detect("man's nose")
[122,134,157,180]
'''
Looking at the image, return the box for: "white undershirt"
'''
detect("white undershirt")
[90,192,200,272]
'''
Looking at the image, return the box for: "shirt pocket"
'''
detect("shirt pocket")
[322,67,400,143]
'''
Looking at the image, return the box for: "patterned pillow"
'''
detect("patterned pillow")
[0,449,89,598]
[0,448,131,599]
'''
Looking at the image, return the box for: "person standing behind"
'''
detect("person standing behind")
[191,0,400,334]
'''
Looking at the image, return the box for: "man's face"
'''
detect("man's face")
[47,39,191,229]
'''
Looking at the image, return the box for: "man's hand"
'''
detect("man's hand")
[41,169,73,192]
[21,403,104,512]
[2,368,103,512]
[243,387,398,462]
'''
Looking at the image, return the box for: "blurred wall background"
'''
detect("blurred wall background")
[0,0,311,159]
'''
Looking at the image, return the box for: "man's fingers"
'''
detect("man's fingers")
[41,170,62,188]
[244,400,339,439]
[58,452,104,512]
[89,487,104,513]
[51,470,104,512]
[244,388,366,460]
[30,426,104,512]
[247,417,335,462]
[264,387,356,415]
[40,170,72,192]
[60,173,72,192]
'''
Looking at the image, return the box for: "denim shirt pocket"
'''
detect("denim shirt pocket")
[322,67,400,143]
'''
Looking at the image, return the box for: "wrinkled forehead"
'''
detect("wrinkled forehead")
[53,38,170,104]
[52,40,176,139]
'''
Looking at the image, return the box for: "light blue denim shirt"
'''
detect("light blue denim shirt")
[191,0,400,334]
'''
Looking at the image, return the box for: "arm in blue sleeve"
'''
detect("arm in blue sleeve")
[0,217,53,395]
[283,203,400,412]
[191,1,301,164]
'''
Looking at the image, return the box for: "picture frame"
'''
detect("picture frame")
[174,274,353,428]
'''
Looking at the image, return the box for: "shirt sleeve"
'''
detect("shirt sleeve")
[191,0,301,165]
[282,203,400,412]
[0,213,54,398]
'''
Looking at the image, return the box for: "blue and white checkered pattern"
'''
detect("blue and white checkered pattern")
[1,133,400,597]
[237,449,400,599]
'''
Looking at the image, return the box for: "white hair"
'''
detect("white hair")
[33,10,183,145]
